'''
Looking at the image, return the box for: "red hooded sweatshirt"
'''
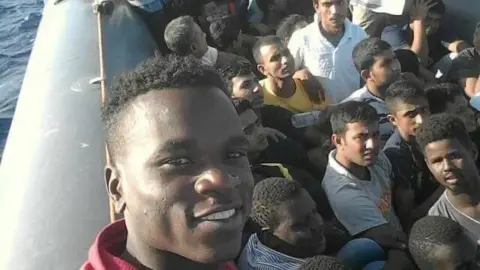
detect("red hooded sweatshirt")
[83,219,238,270]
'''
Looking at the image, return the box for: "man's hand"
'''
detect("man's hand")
[263,127,286,142]
[410,0,436,22]
[293,69,312,81]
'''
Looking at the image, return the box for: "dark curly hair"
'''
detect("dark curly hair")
[209,15,241,50]
[299,255,351,270]
[409,216,465,270]
[251,177,302,229]
[424,83,464,114]
[102,54,227,163]
[415,113,472,152]
[330,101,379,135]
[217,57,253,95]
[276,14,308,42]
[385,80,426,112]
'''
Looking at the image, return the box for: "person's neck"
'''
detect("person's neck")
[267,76,296,98]
[365,82,385,100]
[397,128,415,143]
[446,177,480,210]
[122,235,220,270]
[319,21,344,38]
[335,150,370,180]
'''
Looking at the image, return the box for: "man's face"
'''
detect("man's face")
[231,73,264,109]
[334,121,381,166]
[430,232,479,270]
[239,108,269,153]
[313,0,347,33]
[258,43,296,79]
[192,23,209,57]
[108,88,254,263]
[390,98,430,137]
[368,49,401,91]
[273,189,326,258]
[424,138,479,194]
[425,12,443,36]
[444,96,477,133]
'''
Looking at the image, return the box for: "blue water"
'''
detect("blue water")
[0,0,43,155]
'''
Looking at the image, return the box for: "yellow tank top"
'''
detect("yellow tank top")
[260,78,330,113]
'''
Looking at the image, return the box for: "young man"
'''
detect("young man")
[382,0,468,68]
[83,55,254,269]
[416,113,480,244]
[322,101,415,269]
[409,216,479,270]
[344,37,402,145]
[253,35,331,113]
[164,15,242,68]
[448,22,480,97]
[240,178,385,270]
[276,14,309,45]
[288,0,367,103]
[382,80,442,232]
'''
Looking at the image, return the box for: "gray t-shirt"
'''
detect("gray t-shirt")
[322,150,402,236]
[429,192,480,243]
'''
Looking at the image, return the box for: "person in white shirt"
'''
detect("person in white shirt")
[343,37,401,145]
[288,0,367,103]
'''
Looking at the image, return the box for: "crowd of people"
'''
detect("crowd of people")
[82,0,480,269]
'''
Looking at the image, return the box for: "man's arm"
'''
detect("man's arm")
[447,40,470,53]
[458,74,480,97]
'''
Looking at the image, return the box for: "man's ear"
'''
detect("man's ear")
[360,69,370,82]
[257,64,267,76]
[332,133,342,147]
[388,114,398,126]
[105,166,126,214]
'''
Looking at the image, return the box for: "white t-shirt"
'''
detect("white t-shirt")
[350,0,406,16]
[342,86,395,146]
[201,46,219,66]
[288,16,367,103]
[322,150,402,235]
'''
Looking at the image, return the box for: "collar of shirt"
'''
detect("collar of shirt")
[313,13,354,47]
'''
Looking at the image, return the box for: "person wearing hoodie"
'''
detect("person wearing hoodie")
[239,178,386,270]
[82,55,254,269]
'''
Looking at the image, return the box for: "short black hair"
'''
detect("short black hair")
[232,98,253,116]
[428,0,446,16]
[409,216,464,270]
[252,35,284,64]
[276,14,308,41]
[209,15,241,50]
[251,177,303,229]
[416,113,472,152]
[352,37,392,72]
[424,83,464,114]
[395,49,420,76]
[385,80,426,112]
[218,57,253,94]
[103,54,227,163]
[330,101,379,135]
[299,255,350,270]
[164,15,198,56]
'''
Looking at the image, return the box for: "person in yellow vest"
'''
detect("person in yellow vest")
[252,35,332,113]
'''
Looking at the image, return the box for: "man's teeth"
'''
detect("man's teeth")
[202,209,236,221]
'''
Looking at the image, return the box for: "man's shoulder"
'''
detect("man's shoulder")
[383,131,408,153]
[428,192,448,216]
[346,20,368,40]
[342,87,368,102]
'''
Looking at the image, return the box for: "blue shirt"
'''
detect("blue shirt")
[127,0,165,13]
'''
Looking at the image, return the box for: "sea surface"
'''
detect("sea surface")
[0,0,43,157]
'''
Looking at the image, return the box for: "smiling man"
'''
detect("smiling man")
[83,55,254,270]
[416,113,480,244]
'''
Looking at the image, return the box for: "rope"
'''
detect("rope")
[95,0,115,224]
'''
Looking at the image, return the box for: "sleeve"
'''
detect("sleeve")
[381,25,409,50]
[287,30,305,70]
[324,181,388,236]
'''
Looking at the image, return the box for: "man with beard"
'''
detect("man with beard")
[416,113,480,244]
[343,38,402,146]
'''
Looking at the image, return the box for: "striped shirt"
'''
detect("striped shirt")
[238,234,305,270]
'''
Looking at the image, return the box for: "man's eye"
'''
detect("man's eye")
[166,158,192,166]
[227,151,247,159]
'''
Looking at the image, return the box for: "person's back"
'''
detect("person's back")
[83,55,253,269]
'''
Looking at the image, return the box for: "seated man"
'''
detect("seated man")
[82,55,253,269]
[288,0,367,103]
[409,216,479,270]
[344,37,402,145]
[276,14,309,45]
[448,22,480,97]
[164,15,243,68]
[416,113,480,243]
[253,36,331,113]
[240,178,385,270]
[383,80,442,232]
[299,255,350,270]
[382,0,469,68]
[322,101,415,269]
